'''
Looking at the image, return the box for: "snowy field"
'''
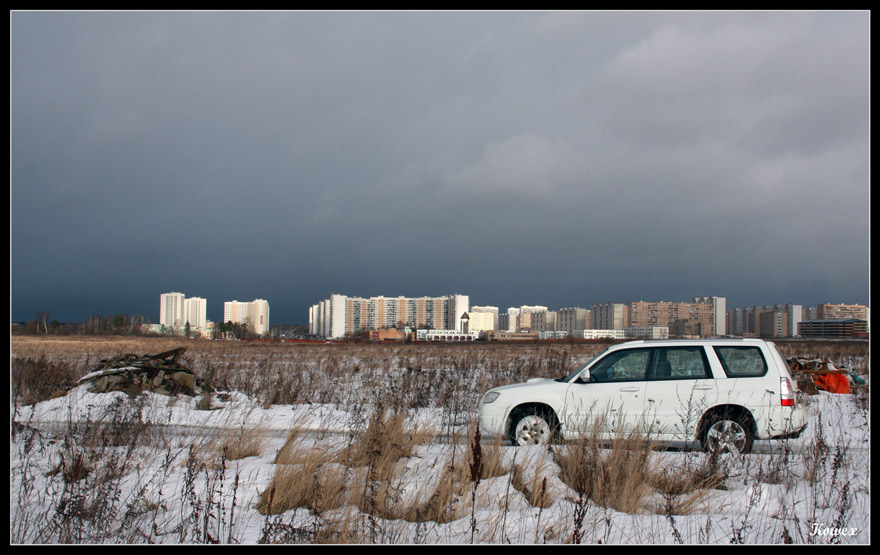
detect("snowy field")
[11,368,870,544]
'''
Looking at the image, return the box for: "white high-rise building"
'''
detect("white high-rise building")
[184,297,207,329]
[328,294,347,339]
[223,300,247,325]
[160,292,186,328]
[449,294,470,332]
[224,299,271,336]
[249,299,271,336]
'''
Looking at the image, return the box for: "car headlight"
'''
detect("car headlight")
[482,391,500,404]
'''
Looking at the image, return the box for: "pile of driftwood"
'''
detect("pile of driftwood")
[78,347,203,396]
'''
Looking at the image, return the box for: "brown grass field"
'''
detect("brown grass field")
[10,334,869,409]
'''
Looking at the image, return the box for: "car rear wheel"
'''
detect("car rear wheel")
[510,409,557,446]
[702,414,754,455]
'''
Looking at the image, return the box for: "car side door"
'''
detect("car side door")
[563,347,651,438]
[642,346,718,442]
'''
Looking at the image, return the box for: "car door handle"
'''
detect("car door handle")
[693,385,714,390]
[619,387,640,392]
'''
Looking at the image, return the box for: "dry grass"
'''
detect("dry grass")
[258,455,352,516]
[217,424,267,461]
[552,405,730,518]
[10,354,81,407]
[511,464,554,509]
[648,452,728,516]
[258,408,439,518]
[10,336,612,408]
[12,335,869,413]
[336,409,434,473]
[555,431,656,514]
[256,414,516,532]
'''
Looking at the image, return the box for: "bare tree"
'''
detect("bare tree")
[35,311,49,334]
[83,313,103,334]
[128,313,144,334]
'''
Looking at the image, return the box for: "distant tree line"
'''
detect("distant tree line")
[13,310,309,339]
[12,311,155,336]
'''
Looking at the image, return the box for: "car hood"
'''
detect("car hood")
[490,377,566,395]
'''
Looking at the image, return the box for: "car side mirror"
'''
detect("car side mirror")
[577,368,591,383]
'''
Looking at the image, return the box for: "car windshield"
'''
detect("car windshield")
[555,353,602,382]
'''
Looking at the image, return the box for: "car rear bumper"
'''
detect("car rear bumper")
[759,404,808,440]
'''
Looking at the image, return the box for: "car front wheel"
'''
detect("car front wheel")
[510,409,557,446]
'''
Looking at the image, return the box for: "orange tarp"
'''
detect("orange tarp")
[811,373,851,394]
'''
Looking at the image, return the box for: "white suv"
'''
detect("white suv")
[479,338,807,454]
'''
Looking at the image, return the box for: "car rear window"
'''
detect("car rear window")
[713,346,768,377]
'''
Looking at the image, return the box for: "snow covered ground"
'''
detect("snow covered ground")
[11,381,870,544]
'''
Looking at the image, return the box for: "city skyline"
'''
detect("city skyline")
[9,286,869,330]
[307,292,868,339]
[11,11,869,325]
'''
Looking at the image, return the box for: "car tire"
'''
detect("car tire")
[701,412,754,455]
[510,408,558,446]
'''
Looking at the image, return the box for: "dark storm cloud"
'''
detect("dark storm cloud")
[11,10,869,324]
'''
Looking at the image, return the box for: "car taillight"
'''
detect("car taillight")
[780,377,795,406]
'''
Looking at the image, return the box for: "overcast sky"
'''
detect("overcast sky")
[11,10,870,325]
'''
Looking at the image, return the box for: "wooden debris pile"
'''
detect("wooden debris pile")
[78,347,203,396]
[787,357,859,395]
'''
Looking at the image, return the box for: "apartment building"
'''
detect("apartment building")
[309,294,469,339]
[588,298,725,338]
[727,304,802,338]
[557,307,589,335]
[160,292,186,328]
[813,303,869,323]
[627,300,721,337]
[223,300,248,326]
[250,299,270,336]
[184,297,207,329]
[501,305,549,331]
[797,303,869,338]
[468,306,499,335]
[590,303,627,331]
[310,294,347,339]
[692,296,726,336]
[759,310,790,338]
[530,310,557,332]
[159,292,213,332]
[498,311,514,332]
[224,298,271,336]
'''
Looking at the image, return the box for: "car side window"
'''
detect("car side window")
[713,346,768,377]
[588,348,650,382]
[650,347,711,380]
